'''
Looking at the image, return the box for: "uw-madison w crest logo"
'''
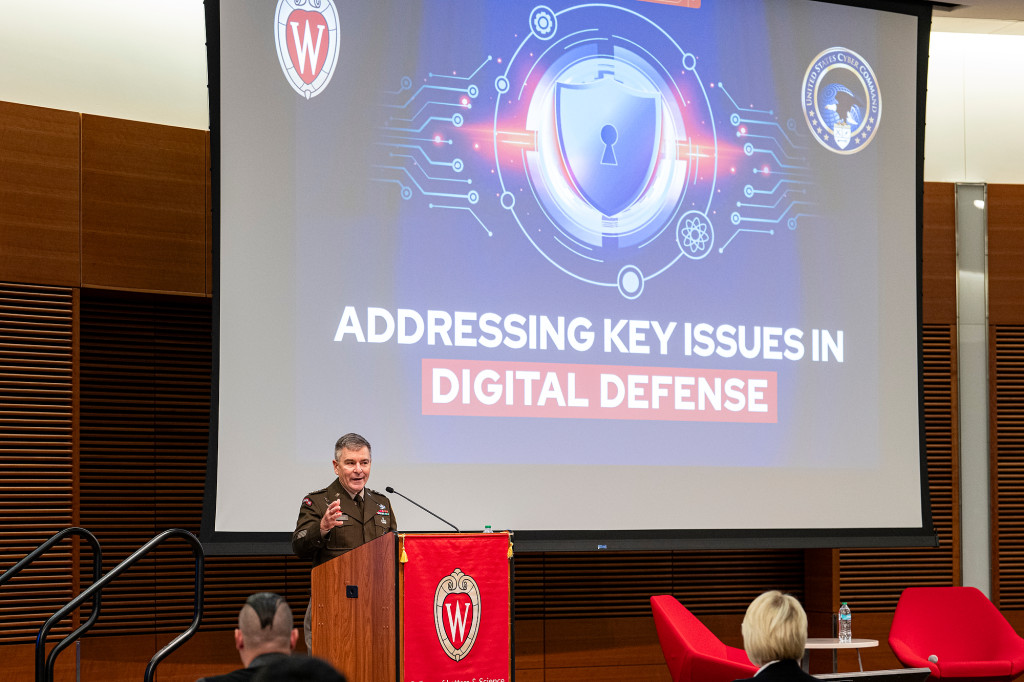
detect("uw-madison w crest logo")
[274,0,339,99]
[434,568,482,661]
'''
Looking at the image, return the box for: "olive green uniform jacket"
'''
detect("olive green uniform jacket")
[291,478,398,569]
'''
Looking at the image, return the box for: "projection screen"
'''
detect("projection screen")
[202,0,935,553]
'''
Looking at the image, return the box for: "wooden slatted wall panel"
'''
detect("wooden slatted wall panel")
[150,296,213,632]
[989,183,1024,608]
[670,550,805,613]
[79,291,187,634]
[0,283,74,644]
[839,324,959,609]
[77,290,310,635]
[201,556,312,631]
[514,549,803,620]
[992,326,1024,607]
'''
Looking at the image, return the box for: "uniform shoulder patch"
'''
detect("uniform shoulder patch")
[302,496,314,508]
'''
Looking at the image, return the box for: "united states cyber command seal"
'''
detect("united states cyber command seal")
[802,47,881,154]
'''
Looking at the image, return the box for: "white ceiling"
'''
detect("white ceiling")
[938,0,1024,18]
[932,0,1024,34]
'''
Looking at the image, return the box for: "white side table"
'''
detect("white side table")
[802,637,879,673]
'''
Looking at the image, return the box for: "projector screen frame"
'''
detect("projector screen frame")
[200,0,938,556]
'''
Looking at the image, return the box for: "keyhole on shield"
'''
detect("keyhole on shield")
[600,124,618,165]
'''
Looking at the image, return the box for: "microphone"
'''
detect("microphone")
[385,486,460,532]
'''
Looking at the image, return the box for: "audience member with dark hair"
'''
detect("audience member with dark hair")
[196,592,298,682]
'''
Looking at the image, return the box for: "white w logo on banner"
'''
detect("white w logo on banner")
[445,599,472,644]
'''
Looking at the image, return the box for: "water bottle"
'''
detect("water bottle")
[483,525,493,533]
[838,602,852,642]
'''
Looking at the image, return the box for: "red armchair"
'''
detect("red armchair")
[889,586,1024,681]
[650,594,757,682]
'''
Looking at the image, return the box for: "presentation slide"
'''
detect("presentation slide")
[206,0,932,550]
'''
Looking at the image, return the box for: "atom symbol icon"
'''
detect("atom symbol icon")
[677,211,714,260]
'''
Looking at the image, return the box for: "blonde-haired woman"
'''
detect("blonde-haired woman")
[733,591,817,681]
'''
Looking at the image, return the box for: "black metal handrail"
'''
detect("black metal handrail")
[0,526,104,680]
[37,528,204,682]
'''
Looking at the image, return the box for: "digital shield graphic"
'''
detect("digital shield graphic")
[491,3,717,299]
[556,76,662,217]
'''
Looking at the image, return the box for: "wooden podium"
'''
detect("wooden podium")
[310,531,512,682]
[311,533,399,681]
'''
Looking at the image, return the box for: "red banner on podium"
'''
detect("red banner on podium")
[401,532,511,682]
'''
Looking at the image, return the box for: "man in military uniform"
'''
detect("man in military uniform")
[292,433,398,651]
